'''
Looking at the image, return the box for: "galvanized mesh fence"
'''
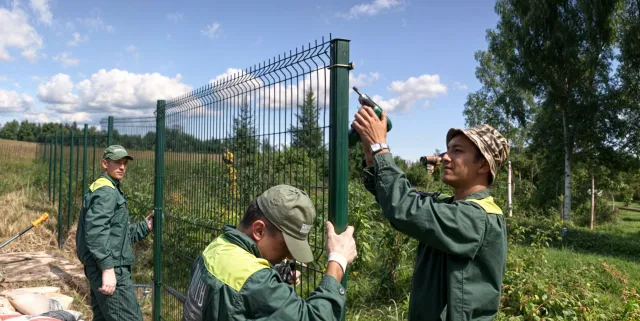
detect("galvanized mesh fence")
[37,35,351,321]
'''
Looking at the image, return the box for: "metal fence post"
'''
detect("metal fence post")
[153,100,166,321]
[329,37,351,320]
[58,132,64,249]
[53,133,58,204]
[49,135,53,201]
[108,116,114,146]
[83,124,88,196]
[67,130,74,231]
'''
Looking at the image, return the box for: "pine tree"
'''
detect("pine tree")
[290,87,323,156]
[231,98,259,155]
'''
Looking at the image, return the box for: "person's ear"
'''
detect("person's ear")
[251,220,267,241]
[478,160,490,174]
[101,159,108,170]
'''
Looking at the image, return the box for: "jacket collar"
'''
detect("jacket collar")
[100,172,120,188]
[444,188,491,203]
[464,188,490,200]
[221,225,264,259]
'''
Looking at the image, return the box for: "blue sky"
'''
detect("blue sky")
[0,0,500,162]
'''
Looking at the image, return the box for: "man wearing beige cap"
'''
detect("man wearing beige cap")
[353,107,510,320]
[182,184,357,321]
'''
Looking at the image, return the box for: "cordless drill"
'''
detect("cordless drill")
[348,86,393,147]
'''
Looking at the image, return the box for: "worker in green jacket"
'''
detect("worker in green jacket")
[181,184,358,321]
[352,107,510,321]
[76,145,154,321]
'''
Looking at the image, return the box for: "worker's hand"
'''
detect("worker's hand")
[352,106,388,148]
[99,268,116,296]
[146,211,154,231]
[325,221,357,265]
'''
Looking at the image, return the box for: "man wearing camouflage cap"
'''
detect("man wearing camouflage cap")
[182,184,357,321]
[76,145,154,321]
[353,106,510,320]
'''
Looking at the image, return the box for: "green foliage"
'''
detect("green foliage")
[0,120,19,140]
[404,162,432,188]
[290,87,325,157]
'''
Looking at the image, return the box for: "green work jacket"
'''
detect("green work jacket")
[361,152,507,321]
[181,225,346,321]
[76,173,150,270]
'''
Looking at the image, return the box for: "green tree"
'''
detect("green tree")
[490,0,619,220]
[230,98,259,155]
[0,120,19,140]
[290,87,324,157]
[17,120,36,142]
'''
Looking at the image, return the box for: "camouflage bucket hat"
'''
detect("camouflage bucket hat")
[446,124,509,184]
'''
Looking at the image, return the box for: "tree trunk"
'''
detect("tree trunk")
[562,110,572,220]
[590,174,595,230]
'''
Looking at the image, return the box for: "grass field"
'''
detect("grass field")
[1,140,639,320]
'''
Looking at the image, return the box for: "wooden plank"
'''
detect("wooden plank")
[0,252,85,283]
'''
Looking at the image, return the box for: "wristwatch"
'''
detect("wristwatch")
[370,142,389,155]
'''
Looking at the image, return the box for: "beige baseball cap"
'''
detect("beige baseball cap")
[256,185,316,263]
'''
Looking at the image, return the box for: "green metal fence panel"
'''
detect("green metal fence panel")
[156,35,348,320]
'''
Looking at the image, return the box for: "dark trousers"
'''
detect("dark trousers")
[84,265,143,321]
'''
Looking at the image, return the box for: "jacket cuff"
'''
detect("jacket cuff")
[373,152,395,173]
[319,275,347,299]
[140,220,151,235]
[98,257,114,270]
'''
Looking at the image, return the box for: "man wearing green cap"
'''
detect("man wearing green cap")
[352,107,510,320]
[182,184,358,321]
[76,145,154,321]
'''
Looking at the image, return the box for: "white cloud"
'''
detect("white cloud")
[207,66,332,110]
[453,82,468,90]
[0,89,34,112]
[29,0,52,25]
[350,72,380,88]
[0,5,44,62]
[0,75,8,82]
[14,82,21,88]
[38,73,78,105]
[341,0,403,19]
[201,23,221,39]
[75,69,191,113]
[77,14,114,33]
[67,32,88,46]
[53,52,79,67]
[167,12,183,23]
[60,112,92,123]
[372,74,447,112]
[23,111,55,123]
[125,45,140,61]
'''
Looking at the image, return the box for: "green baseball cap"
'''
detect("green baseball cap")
[256,185,316,263]
[103,145,134,161]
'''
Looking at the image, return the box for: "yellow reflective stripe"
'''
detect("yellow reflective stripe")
[89,177,115,192]
[467,196,503,215]
[202,236,270,292]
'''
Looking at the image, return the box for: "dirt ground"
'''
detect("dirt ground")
[0,188,94,320]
